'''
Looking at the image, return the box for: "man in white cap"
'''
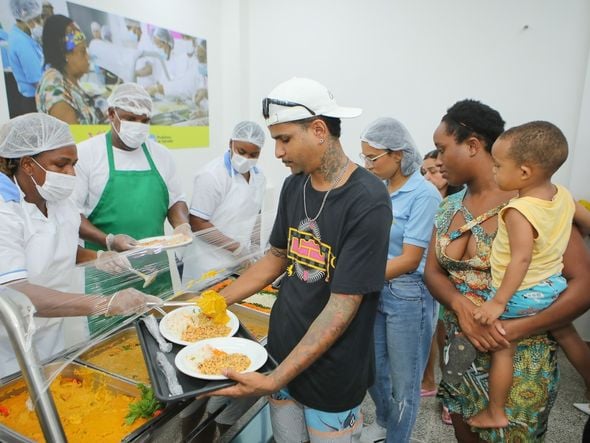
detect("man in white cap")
[7,0,45,115]
[212,78,393,442]
[0,112,161,377]
[74,83,189,328]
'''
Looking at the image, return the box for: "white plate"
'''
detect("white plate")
[135,234,193,250]
[159,306,239,346]
[175,337,268,380]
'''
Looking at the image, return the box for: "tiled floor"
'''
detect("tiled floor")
[361,350,588,442]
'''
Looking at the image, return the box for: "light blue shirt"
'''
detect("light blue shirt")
[8,25,43,97]
[0,29,10,71]
[387,170,441,274]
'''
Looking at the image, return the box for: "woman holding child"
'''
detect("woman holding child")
[424,99,590,442]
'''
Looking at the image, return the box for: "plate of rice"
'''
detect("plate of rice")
[159,306,239,346]
[175,337,268,380]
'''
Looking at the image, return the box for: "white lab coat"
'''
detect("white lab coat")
[181,153,265,285]
[0,180,81,378]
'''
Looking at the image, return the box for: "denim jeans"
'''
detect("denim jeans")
[368,274,436,443]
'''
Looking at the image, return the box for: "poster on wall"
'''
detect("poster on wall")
[0,0,208,148]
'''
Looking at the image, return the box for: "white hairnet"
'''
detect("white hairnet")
[90,22,100,32]
[361,117,422,176]
[153,28,173,48]
[0,113,74,159]
[107,83,152,117]
[231,121,265,149]
[124,18,140,28]
[10,0,42,22]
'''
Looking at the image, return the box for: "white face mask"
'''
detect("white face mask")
[30,158,77,202]
[30,24,43,42]
[113,113,150,149]
[231,150,258,174]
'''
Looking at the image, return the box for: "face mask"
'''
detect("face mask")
[30,158,77,202]
[126,29,139,44]
[231,151,258,174]
[155,46,168,60]
[30,24,43,42]
[113,113,150,149]
[198,63,208,77]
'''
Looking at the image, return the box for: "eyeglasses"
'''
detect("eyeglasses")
[262,98,316,120]
[358,151,389,166]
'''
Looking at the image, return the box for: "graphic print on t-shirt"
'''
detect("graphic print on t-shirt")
[287,218,335,283]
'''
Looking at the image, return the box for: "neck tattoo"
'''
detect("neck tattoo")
[303,158,350,223]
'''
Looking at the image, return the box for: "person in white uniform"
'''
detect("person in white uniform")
[181,121,266,286]
[0,112,160,378]
[74,83,190,325]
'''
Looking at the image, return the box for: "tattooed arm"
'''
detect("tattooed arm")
[206,292,362,397]
[220,246,289,305]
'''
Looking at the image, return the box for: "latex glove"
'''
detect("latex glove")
[105,290,162,316]
[106,233,137,252]
[96,250,132,274]
[172,222,192,239]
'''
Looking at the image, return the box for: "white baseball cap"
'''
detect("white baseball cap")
[262,77,362,126]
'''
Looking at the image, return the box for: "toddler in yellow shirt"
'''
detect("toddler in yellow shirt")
[467,121,589,429]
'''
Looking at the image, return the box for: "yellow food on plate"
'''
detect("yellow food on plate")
[196,348,251,375]
[0,368,148,442]
[181,313,230,341]
[197,290,230,325]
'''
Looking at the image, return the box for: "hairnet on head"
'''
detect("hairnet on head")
[107,83,152,117]
[361,117,422,176]
[10,0,42,22]
[231,121,265,149]
[0,113,74,159]
[153,28,174,48]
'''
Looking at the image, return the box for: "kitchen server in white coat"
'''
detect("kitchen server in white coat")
[182,121,266,286]
[0,113,160,378]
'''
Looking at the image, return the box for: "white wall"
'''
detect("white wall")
[244,0,590,192]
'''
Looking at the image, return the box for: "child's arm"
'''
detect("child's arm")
[574,201,590,237]
[473,208,535,325]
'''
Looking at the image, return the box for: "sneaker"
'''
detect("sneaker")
[360,421,387,443]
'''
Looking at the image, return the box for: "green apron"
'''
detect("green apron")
[85,132,172,334]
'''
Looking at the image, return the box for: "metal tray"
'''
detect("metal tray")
[0,361,174,443]
[135,318,277,403]
[76,327,150,385]
[228,304,270,345]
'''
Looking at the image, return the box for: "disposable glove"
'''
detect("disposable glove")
[96,250,132,274]
[106,233,137,252]
[105,289,162,316]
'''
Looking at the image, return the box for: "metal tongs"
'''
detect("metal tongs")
[146,301,197,307]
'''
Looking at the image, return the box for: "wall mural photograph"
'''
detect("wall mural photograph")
[0,0,209,147]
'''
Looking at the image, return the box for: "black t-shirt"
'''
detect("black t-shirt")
[268,166,392,412]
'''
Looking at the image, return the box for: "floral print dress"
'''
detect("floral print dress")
[435,189,559,443]
[35,68,102,124]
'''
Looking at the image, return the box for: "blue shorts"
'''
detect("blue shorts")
[269,388,362,442]
[493,274,567,319]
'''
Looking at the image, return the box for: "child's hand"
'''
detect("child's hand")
[473,300,506,325]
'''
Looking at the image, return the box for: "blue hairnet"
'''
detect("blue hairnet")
[153,28,173,48]
[10,0,42,22]
[231,121,265,149]
[360,117,422,176]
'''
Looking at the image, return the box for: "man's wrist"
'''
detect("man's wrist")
[105,233,114,251]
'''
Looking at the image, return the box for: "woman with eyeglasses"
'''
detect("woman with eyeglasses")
[35,14,103,124]
[358,118,441,443]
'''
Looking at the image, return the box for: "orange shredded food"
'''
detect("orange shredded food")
[0,368,147,442]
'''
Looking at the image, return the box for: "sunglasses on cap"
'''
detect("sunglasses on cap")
[262,98,316,120]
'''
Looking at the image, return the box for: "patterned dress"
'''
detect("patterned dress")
[35,68,102,124]
[435,190,559,443]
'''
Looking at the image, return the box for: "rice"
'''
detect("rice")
[166,310,230,342]
[197,348,251,375]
